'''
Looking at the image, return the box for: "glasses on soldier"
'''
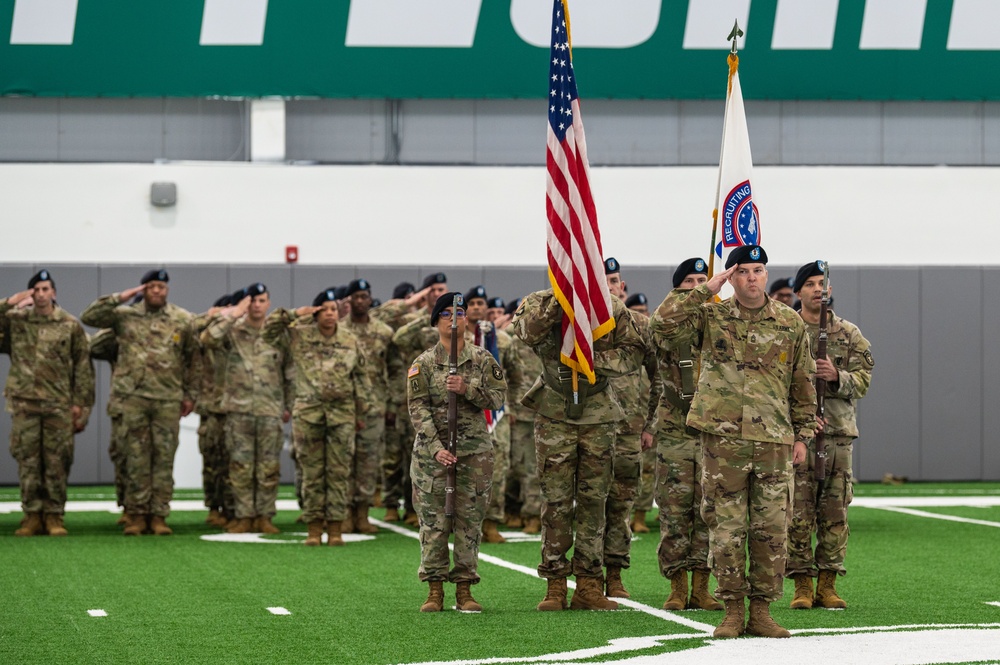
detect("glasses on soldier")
[439,310,466,319]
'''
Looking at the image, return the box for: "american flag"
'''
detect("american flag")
[545,0,614,386]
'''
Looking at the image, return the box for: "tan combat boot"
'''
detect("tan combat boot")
[605,566,630,599]
[116,512,129,526]
[504,512,523,529]
[455,581,483,612]
[15,512,44,537]
[536,578,568,611]
[688,569,723,610]
[205,509,227,527]
[341,507,356,534]
[383,506,401,522]
[372,489,382,508]
[257,516,281,534]
[122,513,145,536]
[662,570,689,611]
[790,575,815,609]
[522,516,541,534]
[570,576,619,611]
[481,520,507,544]
[631,510,651,534]
[354,503,378,535]
[815,570,847,608]
[327,522,345,547]
[745,598,791,638]
[420,581,444,612]
[403,509,420,526]
[304,521,323,546]
[44,513,68,537]
[149,516,173,536]
[713,599,746,638]
[227,517,253,534]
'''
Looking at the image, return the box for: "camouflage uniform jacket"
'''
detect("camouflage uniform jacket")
[371,299,413,331]
[391,310,437,409]
[649,285,816,446]
[805,310,873,438]
[510,289,645,425]
[0,301,95,410]
[191,312,227,416]
[262,309,373,423]
[504,335,543,421]
[609,311,663,436]
[408,342,507,460]
[343,316,395,408]
[89,328,118,364]
[81,295,198,403]
[202,315,292,418]
[469,322,525,409]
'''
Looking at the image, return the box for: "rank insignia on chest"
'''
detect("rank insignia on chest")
[172,333,181,343]
[779,351,787,364]
[408,365,420,378]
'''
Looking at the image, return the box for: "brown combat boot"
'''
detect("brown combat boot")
[122,513,145,536]
[403,509,419,526]
[384,506,401,522]
[257,516,281,534]
[522,516,541,534]
[504,512,524,529]
[605,566,630,599]
[630,510,651,534]
[745,598,790,638]
[663,570,689,610]
[354,503,378,535]
[304,521,323,546]
[149,516,173,536]
[570,575,619,611]
[420,581,444,612]
[790,575,815,609]
[341,506,356,534]
[116,512,128,526]
[713,599,746,638]
[688,569,723,610]
[327,521,345,546]
[372,489,382,508]
[536,578,568,611]
[227,517,253,534]
[44,513,68,537]
[15,512,44,537]
[816,570,847,608]
[455,581,483,612]
[481,519,507,544]
[205,509,227,527]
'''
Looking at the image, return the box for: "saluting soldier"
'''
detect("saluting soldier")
[625,292,656,535]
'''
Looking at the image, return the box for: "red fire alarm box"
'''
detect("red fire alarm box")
[286,245,299,263]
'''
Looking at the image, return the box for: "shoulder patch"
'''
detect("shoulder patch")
[408,364,420,378]
[863,349,875,368]
[492,363,504,381]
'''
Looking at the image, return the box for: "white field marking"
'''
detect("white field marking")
[868,506,1000,528]
[266,607,291,615]
[0,498,303,514]
[86,609,107,617]
[986,601,1000,608]
[370,519,716,634]
[200,531,376,545]
[852,496,1000,507]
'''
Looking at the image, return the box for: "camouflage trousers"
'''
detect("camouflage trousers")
[506,417,541,518]
[786,436,854,577]
[535,414,615,579]
[226,413,283,519]
[349,406,386,506]
[484,415,511,522]
[198,412,231,514]
[412,449,494,583]
[604,430,642,569]
[635,445,657,512]
[120,396,182,518]
[701,433,793,603]
[382,407,414,513]
[8,402,74,515]
[295,414,355,523]
[656,431,710,578]
[107,400,126,507]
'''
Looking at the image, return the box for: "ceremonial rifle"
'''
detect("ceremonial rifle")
[444,294,459,518]
[814,260,831,497]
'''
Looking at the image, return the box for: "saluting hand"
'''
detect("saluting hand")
[294,305,320,318]
[706,266,736,295]
[230,295,251,318]
[119,285,145,302]
[7,290,33,308]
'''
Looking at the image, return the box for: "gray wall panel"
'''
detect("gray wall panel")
[58,98,165,163]
[291,266,356,307]
[620,266,674,309]
[982,269,1000,480]
[744,101,782,166]
[984,103,1000,165]
[583,100,680,166]
[0,98,60,161]
[286,99,386,163]
[398,100,476,164]
[355,266,421,304]
[472,100,544,165]
[429,268,485,298]
[781,102,883,165]
[227,265,293,310]
[679,100,725,165]
[164,99,246,162]
[163,265,229,315]
[481,266,549,306]
[884,102,983,166]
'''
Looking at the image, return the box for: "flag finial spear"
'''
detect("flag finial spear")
[728,19,743,54]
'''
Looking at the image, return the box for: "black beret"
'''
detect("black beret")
[793,261,826,293]
[604,257,620,274]
[213,294,232,308]
[347,278,370,296]
[313,289,338,308]
[421,272,447,290]
[504,298,520,316]
[624,293,648,308]
[431,292,465,326]
[768,277,793,294]
[371,297,382,308]
[28,269,53,289]
[245,282,268,297]
[333,285,350,300]
[672,257,708,288]
[487,297,505,309]
[141,269,169,284]
[464,285,488,303]
[725,245,767,269]
[392,281,415,300]
[231,287,248,303]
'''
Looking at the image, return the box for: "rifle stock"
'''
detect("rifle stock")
[444,294,459,518]
[814,261,830,485]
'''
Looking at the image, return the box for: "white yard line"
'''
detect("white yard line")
[86,609,107,617]
[266,607,291,615]
[866,506,1000,528]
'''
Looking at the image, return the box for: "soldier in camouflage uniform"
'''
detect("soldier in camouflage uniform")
[510,287,644,612]
[649,245,816,639]
[263,288,372,547]
[786,261,874,610]
[651,259,723,612]
[625,292,657,535]
[602,259,662,600]
[2,270,95,537]
[505,331,544,534]
[81,269,198,537]
[203,284,292,534]
[409,293,507,612]
[341,278,396,534]
[89,327,126,515]
[392,273,450,525]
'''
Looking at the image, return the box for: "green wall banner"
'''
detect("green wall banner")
[3,0,1000,100]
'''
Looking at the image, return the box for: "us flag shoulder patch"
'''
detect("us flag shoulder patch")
[408,365,420,378]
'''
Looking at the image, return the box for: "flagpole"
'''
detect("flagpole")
[708,20,743,279]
